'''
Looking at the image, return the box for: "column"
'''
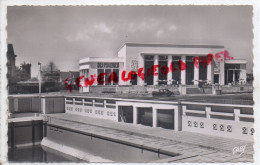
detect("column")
[219,61,225,85]
[92,99,95,107]
[194,57,199,85]
[104,100,107,108]
[154,55,159,85]
[152,108,157,127]
[133,106,138,125]
[234,108,240,122]
[205,107,211,119]
[181,56,186,85]
[207,62,212,84]
[138,55,145,86]
[73,98,76,112]
[167,55,172,85]
[41,97,46,114]
[182,105,187,115]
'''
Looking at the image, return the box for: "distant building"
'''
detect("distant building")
[7,44,17,79]
[7,44,32,83]
[20,62,31,81]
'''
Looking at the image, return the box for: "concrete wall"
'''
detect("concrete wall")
[8,120,43,147]
[42,96,65,114]
[8,97,40,113]
[65,97,118,122]
[182,104,254,141]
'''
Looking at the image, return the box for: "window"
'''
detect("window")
[97,63,119,86]
[98,69,105,85]
[158,55,168,85]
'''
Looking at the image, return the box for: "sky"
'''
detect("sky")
[7,6,253,78]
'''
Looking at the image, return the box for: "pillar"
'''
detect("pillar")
[167,55,172,85]
[234,108,240,122]
[73,98,76,112]
[138,55,145,86]
[207,62,212,84]
[181,56,186,85]
[154,55,159,85]
[92,99,95,107]
[194,57,199,85]
[133,106,138,125]
[152,108,157,127]
[104,100,107,108]
[41,97,46,114]
[205,107,211,119]
[219,61,225,85]
[182,105,187,115]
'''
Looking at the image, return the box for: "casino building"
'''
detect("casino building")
[79,43,247,93]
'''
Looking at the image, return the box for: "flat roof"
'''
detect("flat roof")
[225,59,247,64]
[80,57,124,64]
[118,43,225,52]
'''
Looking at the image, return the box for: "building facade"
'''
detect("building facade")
[79,43,247,93]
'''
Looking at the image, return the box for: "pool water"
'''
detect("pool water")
[8,145,81,163]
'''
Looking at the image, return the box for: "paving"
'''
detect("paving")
[45,113,254,163]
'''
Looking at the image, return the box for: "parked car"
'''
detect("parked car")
[152,89,174,97]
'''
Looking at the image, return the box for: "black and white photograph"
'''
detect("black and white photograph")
[1,3,259,164]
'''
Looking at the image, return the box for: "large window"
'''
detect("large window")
[144,55,154,85]
[186,56,194,85]
[158,55,168,85]
[199,56,207,81]
[225,64,241,85]
[97,63,119,85]
[172,56,181,85]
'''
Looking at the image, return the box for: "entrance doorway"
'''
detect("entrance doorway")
[214,74,219,84]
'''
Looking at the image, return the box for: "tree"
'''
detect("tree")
[41,61,60,82]
[42,61,59,73]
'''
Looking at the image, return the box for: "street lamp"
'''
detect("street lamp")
[38,62,41,95]
[38,62,41,113]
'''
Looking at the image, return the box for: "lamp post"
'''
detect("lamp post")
[38,62,41,113]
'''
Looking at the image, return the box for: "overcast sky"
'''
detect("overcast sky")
[7,6,253,77]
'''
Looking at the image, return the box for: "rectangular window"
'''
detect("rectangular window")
[97,69,105,85]
[97,63,119,68]
[159,55,168,61]
[105,69,112,85]
[112,69,119,85]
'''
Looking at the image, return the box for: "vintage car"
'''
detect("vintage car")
[152,89,174,97]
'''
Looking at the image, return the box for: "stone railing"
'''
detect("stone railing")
[182,104,254,141]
